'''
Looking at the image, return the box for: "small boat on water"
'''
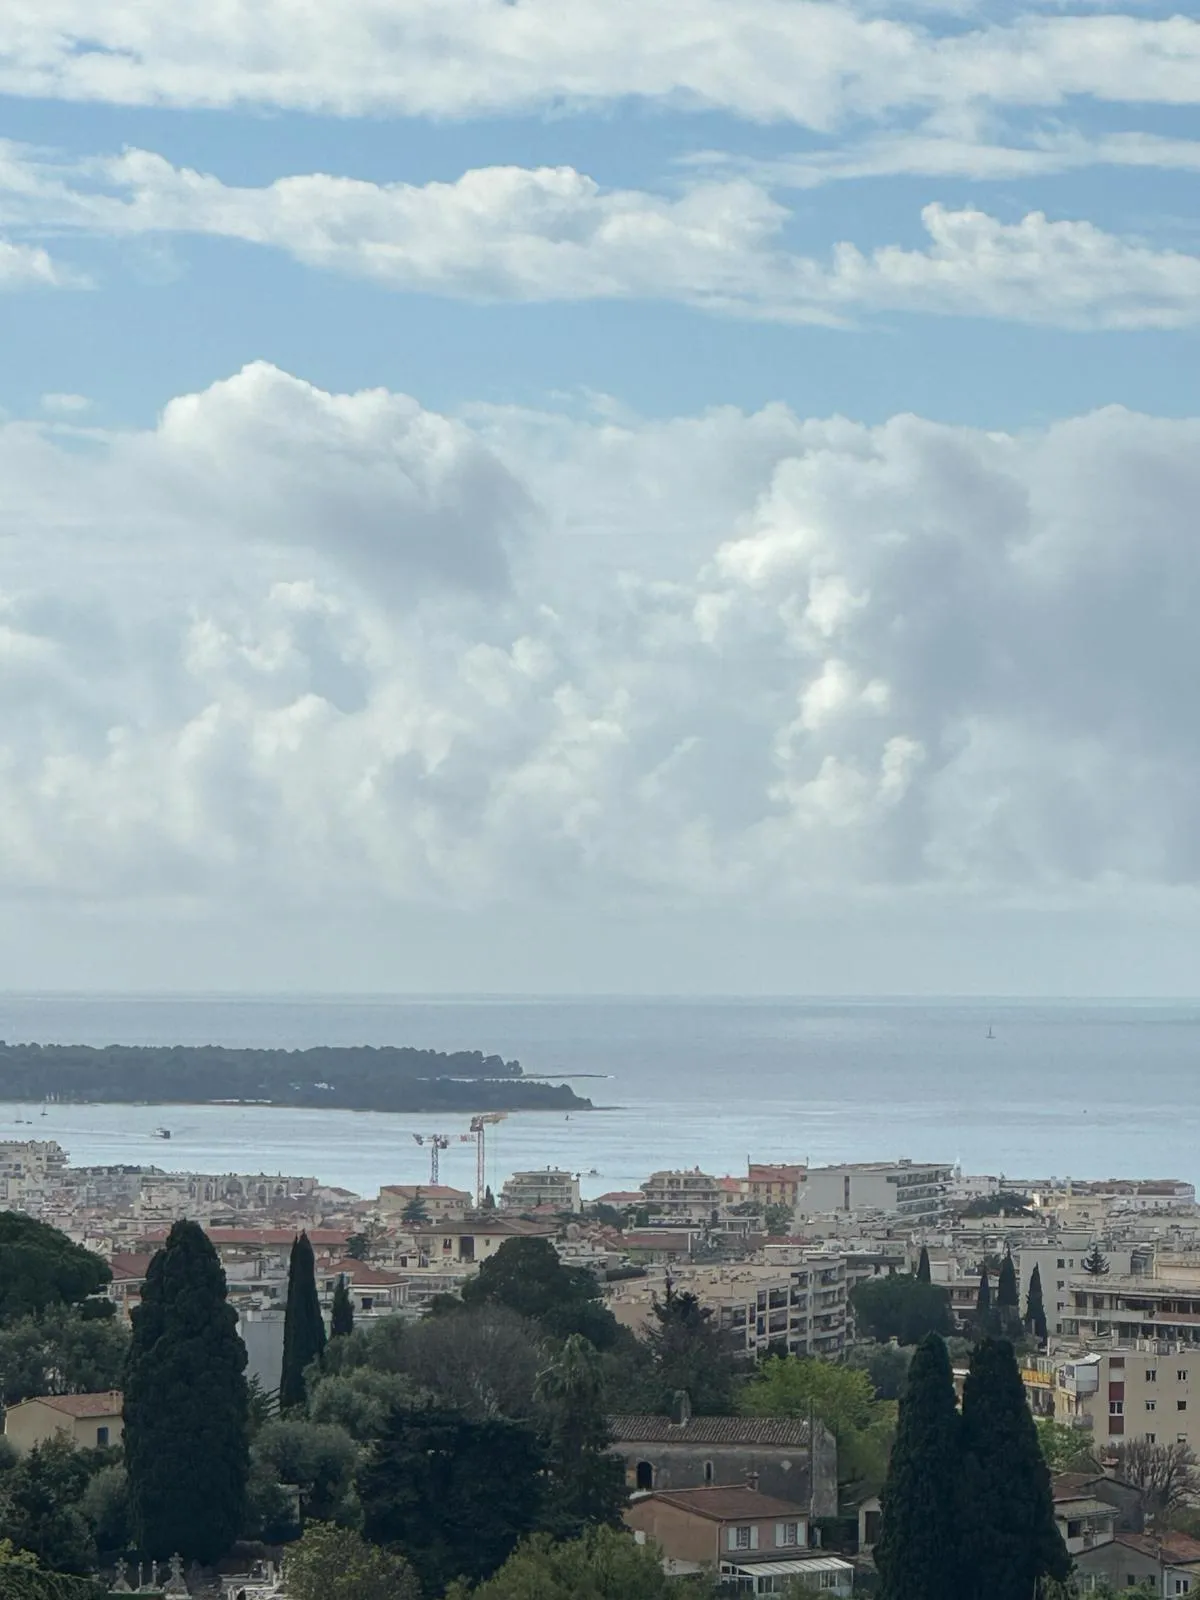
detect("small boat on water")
[154,1127,172,1140]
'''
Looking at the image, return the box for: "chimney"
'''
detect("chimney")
[671,1390,692,1427]
[745,1470,760,1492]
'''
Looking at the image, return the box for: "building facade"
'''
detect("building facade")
[499,1169,582,1213]
[797,1162,954,1222]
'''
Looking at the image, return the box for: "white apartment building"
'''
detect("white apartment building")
[1018,1240,1138,1338]
[797,1161,954,1222]
[500,1169,582,1213]
[640,1170,724,1222]
[1062,1272,1200,1347]
[1055,1348,1200,1457]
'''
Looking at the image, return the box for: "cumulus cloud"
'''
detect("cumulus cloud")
[4,145,1200,328]
[2,365,1200,914]
[0,236,80,288]
[1,1,1197,125]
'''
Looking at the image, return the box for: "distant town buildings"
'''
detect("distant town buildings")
[500,1168,582,1213]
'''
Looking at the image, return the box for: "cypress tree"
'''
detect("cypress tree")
[331,1273,354,1339]
[996,1251,1018,1310]
[124,1219,248,1563]
[1025,1262,1048,1344]
[916,1245,931,1284]
[958,1339,1070,1600]
[281,1231,327,1411]
[876,1334,961,1600]
[973,1265,991,1331]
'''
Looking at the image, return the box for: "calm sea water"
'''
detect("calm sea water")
[0,994,1197,1200]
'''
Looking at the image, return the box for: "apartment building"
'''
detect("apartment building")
[641,1169,724,1222]
[499,1169,582,1214]
[1018,1240,1138,1338]
[1062,1273,1200,1347]
[797,1161,954,1222]
[747,1165,806,1210]
[1055,1348,1200,1456]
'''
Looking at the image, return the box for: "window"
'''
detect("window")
[1111,1357,1125,1369]
[1110,1401,1124,1416]
[635,1461,653,1491]
[1174,1581,1190,1595]
[1147,1400,1157,1412]
[704,1461,714,1485]
[1058,1280,1065,1290]
[776,1522,800,1547]
[96,1426,109,1447]
[1180,1371,1190,1382]
[1180,1400,1188,1412]
[1058,1259,1065,1269]
[1067,1520,1082,1539]
[1147,1434,1156,1444]
[735,1526,752,1550]
[1180,1435,1190,1445]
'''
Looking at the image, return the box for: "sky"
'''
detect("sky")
[0,0,1198,996]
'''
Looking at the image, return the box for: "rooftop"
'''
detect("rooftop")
[641,1486,809,1522]
[9,1391,123,1419]
[1117,1531,1200,1567]
[611,1415,813,1447]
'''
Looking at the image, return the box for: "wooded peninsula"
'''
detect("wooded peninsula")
[0,1041,592,1113]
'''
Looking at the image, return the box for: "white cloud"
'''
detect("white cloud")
[1,2,1198,125]
[0,236,80,288]
[2,364,1200,916]
[4,145,1200,328]
[40,392,92,414]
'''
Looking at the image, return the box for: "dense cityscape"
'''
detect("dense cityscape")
[0,1136,1195,1596]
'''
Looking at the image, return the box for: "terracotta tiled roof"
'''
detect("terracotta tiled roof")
[642,1486,809,1522]
[16,1391,123,1418]
[108,1252,154,1281]
[1117,1532,1200,1566]
[380,1185,471,1200]
[323,1259,404,1287]
[1051,1472,1103,1501]
[140,1228,349,1247]
[610,1415,813,1446]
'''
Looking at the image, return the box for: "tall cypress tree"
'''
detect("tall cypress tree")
[124,1220,249,1562]
[996,1251,1018,1311]
[331,1273,355,1339]
[916,1246,932,1284]
[973,1265,991,1333]
[1024,1263,1048,1344]
[957,1339,1070,1600]
[281,1231,326,1411]
[876,1334,961,1600]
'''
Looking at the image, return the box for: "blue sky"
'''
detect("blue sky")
[1,0,1199,993]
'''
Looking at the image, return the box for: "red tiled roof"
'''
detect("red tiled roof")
[380,1185,472,1200]
[595,1192,644,1205]
[641,1486,808,1522]
[1117,1532,1200,1566]
[14,1391,123,1418]
[109,1252,154,1281]
[139,1228,349,1247]
[323,1259,404,1287]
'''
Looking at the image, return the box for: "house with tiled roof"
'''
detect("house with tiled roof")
[625,1484,854,1594]
[608,1397,838,1516]
[377,1184,473,1222]
[319,1257,409,1315]
[4,1391,123,1455]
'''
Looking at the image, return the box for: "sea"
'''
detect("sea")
[0,994,1197,1201]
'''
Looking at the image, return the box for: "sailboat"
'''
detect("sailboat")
[986,1024,995,1040]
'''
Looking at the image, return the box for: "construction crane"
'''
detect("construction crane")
[469,1113,507,1207]
[411,1132,451,1185]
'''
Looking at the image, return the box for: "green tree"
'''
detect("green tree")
[1025,1263,1048,1344]
[284,1521,420,1600]
[875,1334,960,1600]
[643,1284,735,1416]
[460,1237,618,1350]
[401,1191,431,1226]
[0,1539,108,1600]
[996,1251,1018,1311]
[0,1216,110,1321]
[444,1525,716,1600]
[763,1203,793,1236]
[916,1246,931,1284]
[846,1342,912,1402]
[0,1437,102,1575]
[79,1463,130,1557]
[973,1267,992,1332]
[1082,1245,1110,1276]
[307,1370,421,1442]
[251,1419,359,1525]
[958,1338,1070,1600]
[124,1219,249,1563]
[281,1232,327,1412]
[360,1407,544,1594]
[330,1275,354,1340]
[534,1335,627,1538]
[1035,1418,1097,1474]
[850,1274,952,1345]
[0,1307,128,1407]
[743,1354,893,1498]
[387,1305,543,1421]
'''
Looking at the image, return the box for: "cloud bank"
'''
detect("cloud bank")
[3,2,1198,124]
[5,146,1200,328]
[5,363,1200,916]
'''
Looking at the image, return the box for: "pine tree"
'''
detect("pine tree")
[958,1339,1071,1600]
[331,1274,354,1339]
[1082,1244,1111,1276]
[997,1251,1018,1311]
[402,1190,431,1226]
[876,1334,961,1600]
[124,1219,249,1562]
[916,1245,932,1284]
[281,1232,327,1411]
[1025,1263,1048,1344]
[534,1334,627,1538]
